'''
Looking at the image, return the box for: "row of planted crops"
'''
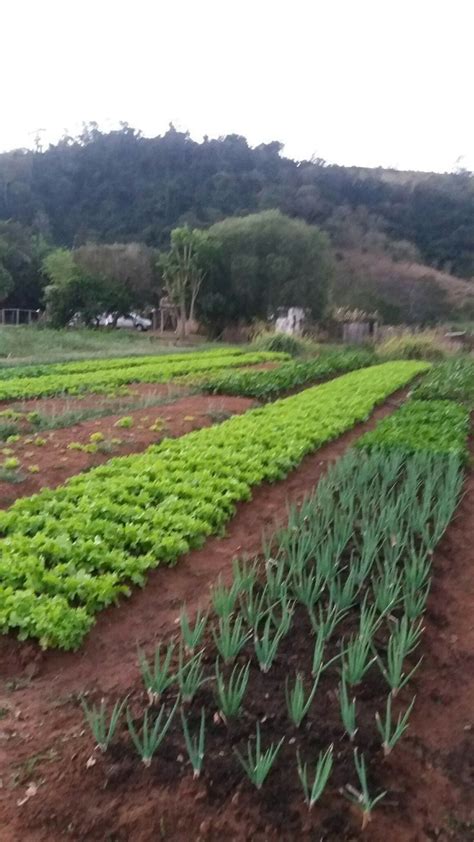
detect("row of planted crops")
[0,361,427,648]
[73,357,471,832]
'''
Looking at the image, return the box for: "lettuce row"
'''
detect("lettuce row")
[357,398,469,459]
[0,351,288,401]
[0,361,428,649]
[0,346,250,381]
[194,349,376,400]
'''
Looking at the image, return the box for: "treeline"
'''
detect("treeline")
[0,124,473,330]
[1,124,473,276]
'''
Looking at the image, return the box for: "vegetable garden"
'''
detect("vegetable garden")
[0,348,472,841]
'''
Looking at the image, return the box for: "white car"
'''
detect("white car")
[105,312,152,331]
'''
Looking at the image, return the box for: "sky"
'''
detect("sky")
[2,0,473,173]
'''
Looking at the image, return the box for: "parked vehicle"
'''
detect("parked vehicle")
[104,312,152,331]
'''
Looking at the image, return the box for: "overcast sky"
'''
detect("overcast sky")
[2,0,473,172]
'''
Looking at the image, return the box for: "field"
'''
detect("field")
[0,344,472,841]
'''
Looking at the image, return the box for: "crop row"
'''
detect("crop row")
[0,361,427,648]
[0,347,250,381]
[357,398,469,459]
[412,357,474,405]
[193,349,376,400]
[79,439,465,827]
[0,351,287,401]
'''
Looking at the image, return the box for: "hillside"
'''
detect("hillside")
[0,125,472,278]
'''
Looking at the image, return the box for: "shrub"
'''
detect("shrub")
[252,331,318,358]
[376,332,451,362]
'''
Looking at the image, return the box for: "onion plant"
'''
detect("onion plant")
[344,749,386,830]
[375,694,415,756]
[253,613,285,673]
[342,632,376,686]
[285,673,318,728]
[234,723,284,789]
[239,584,270,628]
[126,701,177,767]
[181,708,206,778]
[179,606,208,655]
[81,696,126,753]
[264,557,288,601]
[211,577,239,618]
[212,614,250,664]
[296,745,333,809]
[232,558,258,593]
[178,646,206,703]
[139,642,176,705]
[215,660,250,719]
[339,675,357,741]
[378,616,423,696]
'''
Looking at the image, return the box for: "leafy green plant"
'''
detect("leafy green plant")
[181,708,206,778]
[81,696,126,752]
[234,723,284,789]
[297,745,334,809]
[115,416,134,429]
[126,701,177,767]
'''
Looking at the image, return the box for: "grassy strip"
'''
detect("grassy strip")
[411,358,474,406]
[193,349,376,400]
[357,399,469,459]
[0,361,426,649]
[0,352,287,401]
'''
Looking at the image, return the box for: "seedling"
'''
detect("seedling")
[285,673,318,727]
[81,696,126,752]
[377,617,423,696]
[211,577,239,618]
[181,708,206,778]
[115,416,133,428]
[344,750,386,830]
[339,675,357,741]
[212,614,250,664]
[179,606,208,654]
[232,557,258,593]
[375,694,416,756]
[342,632,376,686]
[234,723,284,789]
[138,643,176,704]
[215,660,250,719]
[127,701,177,767]
[253,614,285,673]
[297,745,333,808]
[178,647,206,703]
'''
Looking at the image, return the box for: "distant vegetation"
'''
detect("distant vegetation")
[0,124,472,330]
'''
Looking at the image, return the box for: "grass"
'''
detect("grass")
[0,326,223,366]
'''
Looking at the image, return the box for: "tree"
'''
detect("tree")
[199,210,333,334]
[42,248,112,327]
[158,227,212,338]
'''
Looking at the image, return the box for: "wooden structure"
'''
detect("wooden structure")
[0,309,41,326]
[331,307,379,344]
[151,297,179,333]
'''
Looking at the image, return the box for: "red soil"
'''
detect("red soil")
[0,394,471,841]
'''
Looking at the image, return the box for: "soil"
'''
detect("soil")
[0,394,255,507]
[0,393,472,841]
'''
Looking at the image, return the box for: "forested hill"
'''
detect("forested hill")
[0,124,473,278]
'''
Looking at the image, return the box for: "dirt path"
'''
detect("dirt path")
[0,390,411,841]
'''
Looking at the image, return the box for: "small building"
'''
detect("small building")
[331,307,379,344]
